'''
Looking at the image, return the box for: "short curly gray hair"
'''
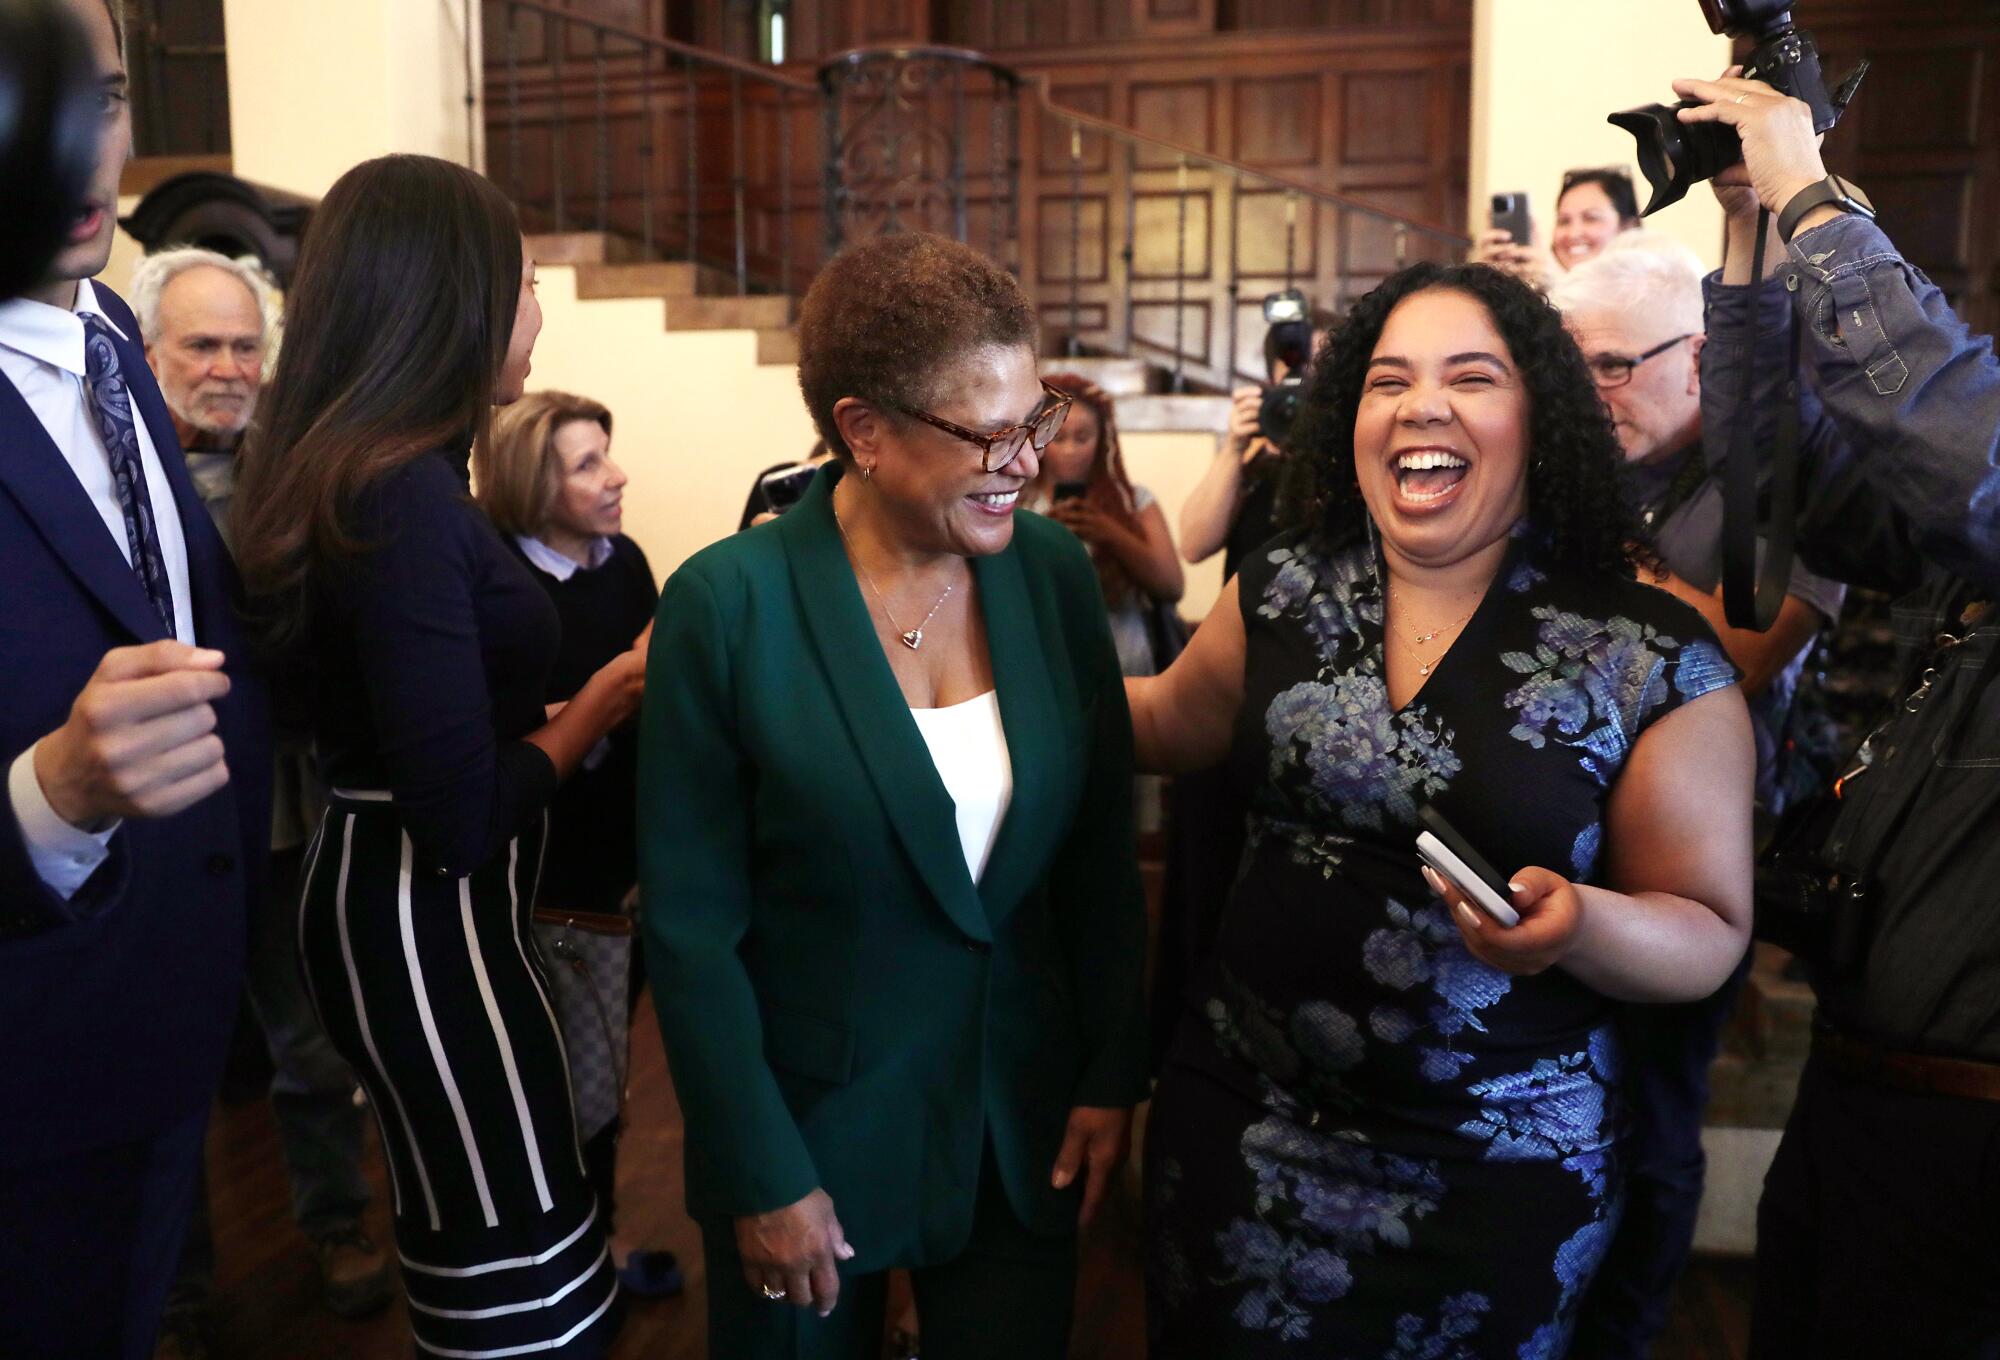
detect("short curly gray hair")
[128,246,281,352]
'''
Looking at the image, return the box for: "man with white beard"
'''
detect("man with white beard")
[132,249,273,519]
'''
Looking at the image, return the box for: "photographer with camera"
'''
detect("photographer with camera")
[1177,292,1320,580]
[1677,67,2000,1358]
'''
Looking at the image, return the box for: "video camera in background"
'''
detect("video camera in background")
[1609,0,1868,215]
[1257,288,1314,447]
[0,0,101,300]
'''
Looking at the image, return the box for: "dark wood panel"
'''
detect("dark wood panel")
[1043,85,1113,173]
[1129,81,1215,168]
[1037,194,1111,284]
[1232,75,1321,168]
[1341,71,1428,164]
[1855,45,1979,151]
[1132,0,1217,36]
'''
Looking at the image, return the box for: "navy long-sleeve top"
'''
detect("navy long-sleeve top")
[308,448,560,878]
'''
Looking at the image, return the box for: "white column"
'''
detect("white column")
[223,0,484,201]
[1470,1,1730,269]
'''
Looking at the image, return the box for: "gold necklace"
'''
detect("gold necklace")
[833,500,957,651]
[1387,585,1479,677]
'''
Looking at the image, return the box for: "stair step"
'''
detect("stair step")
[665,295,795,332]
[1730,943,1816,1062]
[1703,1050,1804,1130]
[525,231,649,267]
[757,329,800,365]
[1039,356,1168,397]
[574,261,735,301]
[1113,393,1232,435]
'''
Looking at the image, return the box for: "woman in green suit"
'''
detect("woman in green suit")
[638,233,1151,1358]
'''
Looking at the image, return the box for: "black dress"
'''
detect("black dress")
[1145,529,1735,1359]
[295,450,620,1357]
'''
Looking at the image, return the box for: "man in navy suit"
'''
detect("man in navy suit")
[0,1,270,1355]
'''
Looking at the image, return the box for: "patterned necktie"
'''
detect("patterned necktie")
[80,312,177,634]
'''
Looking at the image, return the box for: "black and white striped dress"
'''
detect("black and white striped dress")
[294,452,620,1357]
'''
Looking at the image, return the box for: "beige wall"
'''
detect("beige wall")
[1471,0,1730,269]
[222,0,482,199]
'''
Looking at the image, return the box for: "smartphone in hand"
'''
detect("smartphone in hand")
[1052,481,1090,504]
[1489,191,1532,247]
[1415,804,1520,927]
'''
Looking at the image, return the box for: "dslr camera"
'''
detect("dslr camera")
[1609,0,1868,215]
[1257,288,1314,447]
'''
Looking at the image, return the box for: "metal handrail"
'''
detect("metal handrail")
[1036,83,1465,246]
[500,0,817,95]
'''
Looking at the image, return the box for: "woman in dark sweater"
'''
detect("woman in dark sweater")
[482,391,657,921]
[232,156,644,1358]
[480,391,676,1297]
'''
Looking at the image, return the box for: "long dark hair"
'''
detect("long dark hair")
[1035,372,1146,607]
[1281,262,1645,578]
[231,154,523,643]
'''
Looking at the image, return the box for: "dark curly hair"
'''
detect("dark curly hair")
[1280,262,1647,579]
[796,232,1037,461]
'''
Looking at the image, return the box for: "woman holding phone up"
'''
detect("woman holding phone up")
[1028,372,1183,678]
[1130,263,1753,1357]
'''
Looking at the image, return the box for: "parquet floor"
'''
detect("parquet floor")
[193,1005,1754,1360]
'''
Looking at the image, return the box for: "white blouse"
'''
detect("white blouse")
[909,691,1013,884]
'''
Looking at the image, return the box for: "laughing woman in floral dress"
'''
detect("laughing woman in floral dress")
[1129,263,1755,1359]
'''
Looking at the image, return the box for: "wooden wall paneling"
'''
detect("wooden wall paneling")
[1130,0,1216,38]
[1040,302,1112,336]
[1129,188,1213,280]
[1128,81,1216,169]
[1129,298,1212,369]
[1341,70,1429,165]
[1041,85,1112,173]
[1232,75,1321,168]
[851,0,930,43]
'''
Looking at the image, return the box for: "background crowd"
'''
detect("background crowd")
[4,2,2000,1359]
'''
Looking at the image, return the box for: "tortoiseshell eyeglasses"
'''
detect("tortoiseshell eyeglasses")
[893,380,1074,474]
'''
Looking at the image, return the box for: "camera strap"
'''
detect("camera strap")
[1722,209,1803,631]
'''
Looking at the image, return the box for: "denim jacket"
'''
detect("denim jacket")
[1703,214,2000,1061]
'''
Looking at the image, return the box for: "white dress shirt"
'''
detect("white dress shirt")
[1,279,198,899]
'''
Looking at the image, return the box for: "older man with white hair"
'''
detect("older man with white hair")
[1547,241,1844,1360]
[130,249,274,516]
[131,248,390,1359]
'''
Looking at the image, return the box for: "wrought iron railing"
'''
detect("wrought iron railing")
[487,0,821,295]
[817,47,1022,272]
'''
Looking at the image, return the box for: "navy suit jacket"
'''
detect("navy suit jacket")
[0,284,269,1163]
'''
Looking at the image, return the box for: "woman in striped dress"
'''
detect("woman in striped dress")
[231,155,646,1357]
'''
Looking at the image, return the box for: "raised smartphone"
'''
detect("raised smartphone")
[1489,191,1532,248]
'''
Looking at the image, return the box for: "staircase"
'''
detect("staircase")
[529,234,1239,434]
[527,233,800,367]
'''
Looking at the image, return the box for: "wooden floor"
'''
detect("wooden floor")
[196,1005,1755,1359]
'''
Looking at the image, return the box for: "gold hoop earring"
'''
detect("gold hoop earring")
[860,462,875,481]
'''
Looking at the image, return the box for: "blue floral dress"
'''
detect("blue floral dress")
[1144,530,1735,1359]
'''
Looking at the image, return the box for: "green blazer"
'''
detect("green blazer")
[638,464,1150,1269]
